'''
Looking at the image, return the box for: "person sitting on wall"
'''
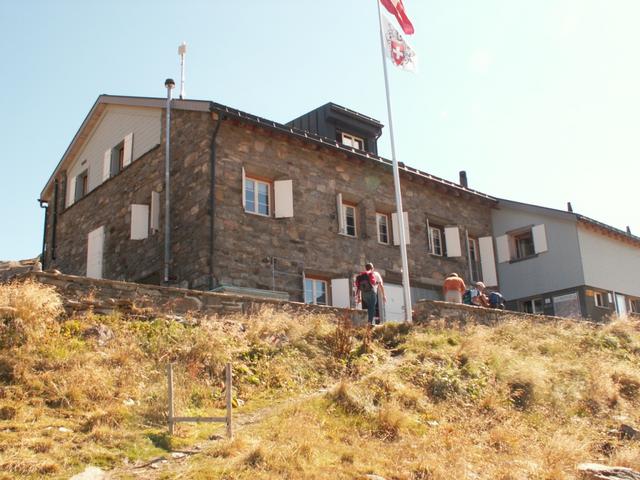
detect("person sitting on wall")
[470,281,491,307]
[488,290,506,309]
[442,272,466,304]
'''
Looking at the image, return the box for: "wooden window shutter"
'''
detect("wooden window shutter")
[496,234,510,263]
[102,149,111,182]
[426,217,432,252]
[532,224,548,253]
[150,191,160,233]
[478,237,498,286]
[67,175,77,207]
[444,226,462,257]
[130,204,149,240]
[336,193,345,234]
[241,167,246,209]
[122,133,133,167]
[274,180,294,218]
[331,278,351,308]
[392,212,410,245]
[86,226,105,279]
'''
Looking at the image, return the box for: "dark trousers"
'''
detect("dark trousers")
[362,290,378,324]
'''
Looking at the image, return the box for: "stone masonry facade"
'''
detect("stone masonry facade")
[43,102,496,305]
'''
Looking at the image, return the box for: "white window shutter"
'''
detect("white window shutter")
[392,212,410,245]
[150,191,160,233]
[496,234,510,263]
[336,193,345,234]
[86,226,105,279]
[426,218,432,253]
[130,204,149,240]
[532,224,548,254]
[241,167,246,209]
[331,278,351,308]
[444,226,462,257]
[67,175,77,207]
[102,149,111,182]
[274,180,294,218]
[479,236,498,287]
[123,133,133,167]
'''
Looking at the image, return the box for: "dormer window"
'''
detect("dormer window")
[340,132,364,150]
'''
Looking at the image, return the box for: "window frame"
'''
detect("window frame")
[244,175,271,217]
[468,237,482,282]
[342,202,357,237]
[340,132,364,150]
[594,292,606,308]
[522,298,544,314]
[376,212,390,245]
[630,298,640,314]
[304,277,328,306]
[513,229,535,260]
[75,169,89,202]
[428,225,445,256]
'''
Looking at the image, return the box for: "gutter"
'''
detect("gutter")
[38,198,48,266]
[208,105,223,290]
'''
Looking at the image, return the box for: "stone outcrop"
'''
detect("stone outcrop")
[0,257,39,282]
[577,463,640,480]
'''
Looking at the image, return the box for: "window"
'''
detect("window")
[594,292,605,308]
[344,204,357,236]
[468,237,482,282]
[522,298,544,314]
[244,177,270,216]
[376,213,390,244]
[514,231,535,259]
[340,132,364,150]
[428,226,444,256]
[111,141,125,176]
[304,278,327,305]
[630,299,640,314]
[74,170,88,202]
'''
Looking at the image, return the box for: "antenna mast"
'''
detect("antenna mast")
[178,42,187,99]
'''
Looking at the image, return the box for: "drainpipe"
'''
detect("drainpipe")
[208,106,223,290]
[163,78,175,285]
[38,198,49,267]
[51,179,59,261]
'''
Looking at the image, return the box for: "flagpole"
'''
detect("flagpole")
[376,0,412,322]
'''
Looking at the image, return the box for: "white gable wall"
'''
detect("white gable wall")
[578,225,640,297]
[66,105,161,206]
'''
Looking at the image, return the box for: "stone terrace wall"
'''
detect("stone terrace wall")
[413,299,584,327]
[25,272,367,324]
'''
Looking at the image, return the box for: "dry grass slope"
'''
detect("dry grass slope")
[0,280,639,479]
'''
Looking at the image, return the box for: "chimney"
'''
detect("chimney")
[567,202,573,212]
[626,226,632,235]
[459,171,468,188]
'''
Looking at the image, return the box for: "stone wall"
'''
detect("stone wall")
[43,105,496,304]
[413,299,581,327]
[26,272,368,324]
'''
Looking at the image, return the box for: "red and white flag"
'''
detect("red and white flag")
[380,0,414,35]
[381,14,417,72]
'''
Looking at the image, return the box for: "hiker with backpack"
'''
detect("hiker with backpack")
[355,263,386,325]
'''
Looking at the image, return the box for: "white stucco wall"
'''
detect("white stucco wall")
[491,204,585,300]
[578,225,640,297]
[66,105,161,206]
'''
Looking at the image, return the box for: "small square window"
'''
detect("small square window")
[304,278,327,305]
[376,213,390,244]
[244,177,270,216]
[522,298,544,314]
[630,299,640,313]
[514,231,535,259]
[594,292,605,308]
[340,132,364,150]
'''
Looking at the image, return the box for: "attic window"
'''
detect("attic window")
[340,132,364,150]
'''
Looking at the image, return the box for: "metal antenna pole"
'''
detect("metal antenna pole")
[163,79,175,285]
[376,0,413,322]
[178,42,187,99]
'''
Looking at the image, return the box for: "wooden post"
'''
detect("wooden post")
[225,362,233,438]
[167,363,174,435]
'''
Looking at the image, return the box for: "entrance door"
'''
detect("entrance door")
[381,283,405,323]
[86,226,105,279]
[616,293,628,317]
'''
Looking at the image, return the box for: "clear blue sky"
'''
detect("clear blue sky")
[1,0,639,261]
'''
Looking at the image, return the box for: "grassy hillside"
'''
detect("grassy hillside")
[1,281,639,479]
